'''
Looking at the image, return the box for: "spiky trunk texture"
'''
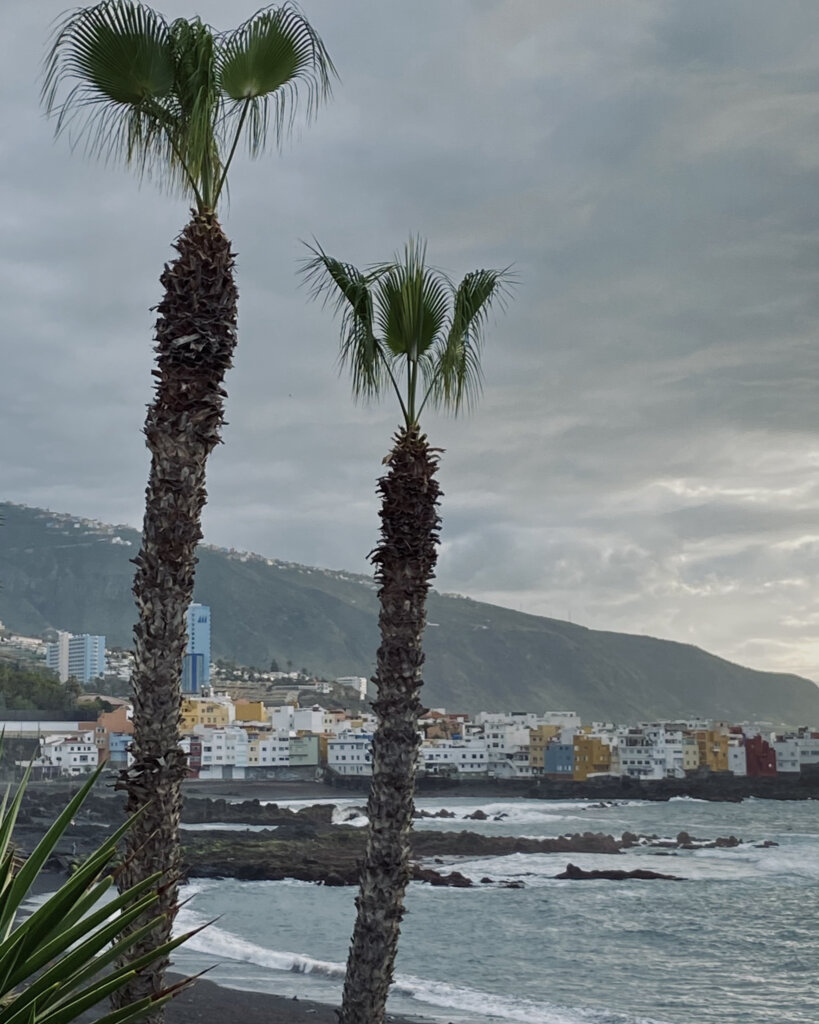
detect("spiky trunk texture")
[339,426,442,1024]
[113,212,237,1020]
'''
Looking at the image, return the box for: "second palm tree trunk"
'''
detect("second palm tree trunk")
[340,425,442,1024]
[113,212,237,1019]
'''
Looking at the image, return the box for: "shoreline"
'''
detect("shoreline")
[24,878,439,1024]
[163,974,439,1024]
[180,771,819,804]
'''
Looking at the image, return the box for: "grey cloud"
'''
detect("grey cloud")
[1,0,816,683]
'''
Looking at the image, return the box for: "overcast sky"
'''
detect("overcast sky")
[1,1,816,683]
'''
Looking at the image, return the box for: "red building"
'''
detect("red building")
[745,734,776,776]
[187,735,202,778]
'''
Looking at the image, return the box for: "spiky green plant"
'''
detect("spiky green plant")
[303,238,511,1024]
[0,762,201,1024]
[42,5,335,1018]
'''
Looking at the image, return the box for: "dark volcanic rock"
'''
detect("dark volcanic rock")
[180,826,630,887]
[556,862,683,881]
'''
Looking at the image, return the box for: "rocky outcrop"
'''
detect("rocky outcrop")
[181,797,336,826]
[15,786,767,889]
[556,862,683,881]
[179,827,629,886]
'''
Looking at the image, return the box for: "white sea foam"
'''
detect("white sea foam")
[177,917,347,980]
[258,798,359,810]
[691,842,819,880]
[391,972,672,1024]
[331,805,368,826]
[180,822,277,832]
[174,913,671,1024]
[414,799,620,826]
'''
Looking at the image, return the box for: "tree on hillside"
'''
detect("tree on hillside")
[42,3,334,1016]
[302,237,511,1024]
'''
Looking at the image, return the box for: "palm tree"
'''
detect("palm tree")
[302,238,510,1024]
[42,2,334,1014]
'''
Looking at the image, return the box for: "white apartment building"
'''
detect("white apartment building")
[269,705,327,734]
[645,725,686,778]
[36,731,97,775]
[419,736,489,775]
[614,729,667,779]
[335,676,368,699]
[728,738,747,776]
[193,724,290,779]
[475,711,580,731]
[327,730,373,776]
[770,736,819,773]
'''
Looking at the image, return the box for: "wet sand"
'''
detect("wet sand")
[165,974,437,1024]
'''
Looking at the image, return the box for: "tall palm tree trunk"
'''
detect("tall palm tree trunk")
[113,211,237,1016]
[339,425,441,1024]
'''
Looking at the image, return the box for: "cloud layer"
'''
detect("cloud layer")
[2,0,816,682]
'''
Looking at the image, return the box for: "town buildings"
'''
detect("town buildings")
[45,631,105,684]
[4,627,819,782]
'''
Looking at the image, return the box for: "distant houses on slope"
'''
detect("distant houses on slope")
[4,693,817,781]
[2,622,817,781]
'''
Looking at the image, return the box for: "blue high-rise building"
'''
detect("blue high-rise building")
[185,603,211,687]
[182,653,205,694]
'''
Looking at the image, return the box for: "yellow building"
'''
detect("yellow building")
[572,734,612,781]
[180,696,233,734]
[691,729,729,772]
[529,725,561,770]
[682,735,699,772]
[234,700,267,723]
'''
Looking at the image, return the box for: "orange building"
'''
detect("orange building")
[691,728,729,772]
[93,705,133,763]
[529,725,561,771]
[572,734,612,781]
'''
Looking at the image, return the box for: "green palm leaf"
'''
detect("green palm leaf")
[303,236,512,427]
[62,2,173,104]
[431,267,512,412]
[42,2,336,212]
[301,245,389,402]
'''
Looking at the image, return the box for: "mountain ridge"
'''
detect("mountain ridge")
[1,500,817,725]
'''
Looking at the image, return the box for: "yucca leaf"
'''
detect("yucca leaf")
[0,763,33,879]
[0,764,109,937]
[4,887,157,992]
[0,897,158,1020]
[49,921,209,1013]
[21,804,154,950]
[36,927,204,1024]
[44,971,201,1024]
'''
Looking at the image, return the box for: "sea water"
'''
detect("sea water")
[172,796,819,1024]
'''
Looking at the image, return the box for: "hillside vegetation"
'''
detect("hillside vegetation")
[2,501,817,724]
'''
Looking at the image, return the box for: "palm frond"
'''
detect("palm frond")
[306,237,512,427]
[41,2,183,185]
[300,244,387,402]
[431,266,514,413]
[167,16,221,206]
[374,240,450,361]
[217,4,337,155]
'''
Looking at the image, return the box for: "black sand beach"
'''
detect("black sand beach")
[164,974,437,1024]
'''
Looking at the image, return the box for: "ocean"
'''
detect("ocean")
[172,796,818,1024]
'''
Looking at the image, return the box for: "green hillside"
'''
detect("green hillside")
[2,501,817,724]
